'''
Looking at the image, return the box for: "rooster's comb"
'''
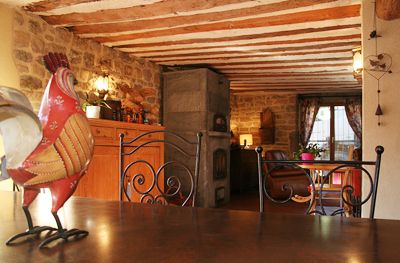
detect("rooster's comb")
[43,52,70,73]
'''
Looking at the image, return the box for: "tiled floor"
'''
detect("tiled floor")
[221,191,309,215]
[221,190,341,215]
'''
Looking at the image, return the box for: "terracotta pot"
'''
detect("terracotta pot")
[86,105,101,118]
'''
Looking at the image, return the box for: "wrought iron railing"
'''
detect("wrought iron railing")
[119,130,202,207]
[256,146,384,218]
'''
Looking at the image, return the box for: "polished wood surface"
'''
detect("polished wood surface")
[2,191,400,262]
[74,119,164,200]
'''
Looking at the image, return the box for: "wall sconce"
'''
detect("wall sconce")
[94,74,109,99]
[352,47,363,75]
[239,134,253,149]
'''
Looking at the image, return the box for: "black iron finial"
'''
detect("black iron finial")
[375,145,384,154]
[255,146,263,154]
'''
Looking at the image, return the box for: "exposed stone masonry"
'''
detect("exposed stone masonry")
[230,93,298,156]
[12,8,161,124]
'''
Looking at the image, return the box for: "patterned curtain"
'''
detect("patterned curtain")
[345,98,362,141]
[299,98,320,146]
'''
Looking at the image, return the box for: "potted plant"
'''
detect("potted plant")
[82,93,111,118]
[294,143,325,161]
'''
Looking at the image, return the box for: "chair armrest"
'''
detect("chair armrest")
[269,168,306,178]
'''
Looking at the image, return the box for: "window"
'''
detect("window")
[308,105,360,160]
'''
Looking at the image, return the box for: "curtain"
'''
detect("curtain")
[345,98,362,141]
[299,98,320,146]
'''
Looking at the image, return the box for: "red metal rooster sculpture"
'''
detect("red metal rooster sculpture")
[1,53,94,248]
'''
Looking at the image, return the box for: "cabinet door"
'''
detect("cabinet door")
[75,146,119,200]
[123,146,163,203]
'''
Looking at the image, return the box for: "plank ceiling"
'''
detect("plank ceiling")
[16,0,362,94]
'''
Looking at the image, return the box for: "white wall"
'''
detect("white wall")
[0,4,18,191]
[362,0,400,219]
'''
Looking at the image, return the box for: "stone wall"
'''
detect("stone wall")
[11,8,161,124]
[230,93,298,156]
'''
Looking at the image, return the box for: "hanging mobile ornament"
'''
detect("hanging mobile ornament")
[375,88,383,126]
[364,2,392,126]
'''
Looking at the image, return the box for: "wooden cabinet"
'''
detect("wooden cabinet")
[230,149,258,194]
[74,119,164,201]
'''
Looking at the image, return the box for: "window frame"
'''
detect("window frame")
[299,94,362,161]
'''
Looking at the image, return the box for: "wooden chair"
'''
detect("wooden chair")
[303,145,356,215]
[255,145,384,218]
[119,130,202,207]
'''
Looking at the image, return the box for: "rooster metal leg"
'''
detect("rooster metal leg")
[38,212,88,249]
[6,206,56,245]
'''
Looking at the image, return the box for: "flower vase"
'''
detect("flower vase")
[301,153,314,165]
[86,105,101,118]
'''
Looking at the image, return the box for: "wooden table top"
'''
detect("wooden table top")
[298,163,352,171]
[1,191,400,262]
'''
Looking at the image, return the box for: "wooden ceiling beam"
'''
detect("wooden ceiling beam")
[230,80,356,84]
[216,63,352,71]
[211,57,351,66]
[142,41,360,59]
[226,72,354,78]
[128,34,360,54]
[20,0,363,95]
[230,85,360,88]
[70,0,338,34]
[162,53,351,65]
[24,0,93,12]
[376,0,400,20]
[231,86,362,89]
[230,80,357,87]
[91,5,360,43]
[33,0,247,24]
[217,61,353,69]
[229,78,357,82]
[153,48,352,63]
[231,86,361,90]
[231,87,361,93]
[114,24,360,48]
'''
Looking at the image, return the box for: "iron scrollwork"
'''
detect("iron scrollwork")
[256,145,384,219]
[120,130,202,207]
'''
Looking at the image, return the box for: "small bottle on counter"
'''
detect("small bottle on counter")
[138,112,143,124]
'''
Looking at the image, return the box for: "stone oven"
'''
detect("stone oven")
[163,68,230,208]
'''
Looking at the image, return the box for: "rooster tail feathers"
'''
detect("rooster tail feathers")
[43,52,70,73]
[0,156,10,181]
[0,86,42,169]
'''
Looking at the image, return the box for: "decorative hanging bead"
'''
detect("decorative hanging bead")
[375,104,383,115]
